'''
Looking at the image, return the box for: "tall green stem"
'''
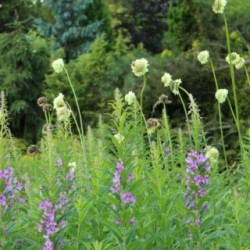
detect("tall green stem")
[227,98,244,153]
[64,66,87,166]
[244,65,250,86]
[224,14,243,154]
[223,14,239,121]
[140,75,147,111]
[210,59,228,167]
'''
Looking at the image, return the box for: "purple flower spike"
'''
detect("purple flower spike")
[121,192,136,204]
[43,239,53,250]
[127,173,134,182]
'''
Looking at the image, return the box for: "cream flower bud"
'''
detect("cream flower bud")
[205,146,219,162]
[161,72,172,87]
[131,58,149,77]
[52,58,64,73]
[114,133,125,143]
[53,93,65,109]
[170,79,182,95]
[212,0,227,14]
[197,50,210,65]
[215,89,228,104]
[225,52,240,65]
[125,91,136,105]
[235,57,245,70]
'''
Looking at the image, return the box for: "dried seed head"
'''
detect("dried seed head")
[146,118,161,134]
[42,123,54,134]
[42,103,53,112]
[37,97,48,107]
[27,144,40,154]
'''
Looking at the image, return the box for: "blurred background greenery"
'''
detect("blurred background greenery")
[0,0,249,154]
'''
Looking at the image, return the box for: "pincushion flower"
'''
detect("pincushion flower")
[161,72,172,87]
[212,0,227,14]
[125,91,136,105]
[215,89,228,104]
[52,58,64,73]
[235,57,245,70]
[53,93,65,109]
[131,58,149,77]
[225,52,240,65]
[197,50,209,65]
[205,146,219,162]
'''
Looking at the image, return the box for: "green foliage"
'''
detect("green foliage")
[0,28,50,142]
[0,0,33,33]
[34,0,113,61]
[106,0,168,53]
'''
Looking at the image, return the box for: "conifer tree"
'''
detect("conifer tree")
[34,0,113,61]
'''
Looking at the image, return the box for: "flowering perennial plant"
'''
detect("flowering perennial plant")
[184,150,210,238]
[0,165,25,213]
[38,163,75,249]
[110,161,136,225]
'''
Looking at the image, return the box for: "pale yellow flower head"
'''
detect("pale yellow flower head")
[225,52,240,65]
[53,93,65,109]
[235,57,245,70]
[114,133,125,143]
[197,50,209,65]
[205,146,219,163]
[161,72,172,87]
[125,91,136,105]
[131,58,149,77]
[212,0,227,14]
[52,58,64,73]
[215,89,228,104]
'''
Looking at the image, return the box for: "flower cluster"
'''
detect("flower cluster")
[225,52,245,70]
[0,165,25,213]
[111,161,136,225]
[53,93,70,122]
[184,150,210,237]
[161,73,182,95]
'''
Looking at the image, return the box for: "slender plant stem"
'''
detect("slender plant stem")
[64,66,87,166]
[210,59,228,167]
[227,98,244,153]
[244,65,250,86]
[162,104,174,170]
[140,75,147,111]
[223,14,239,120]
[224,14,244,154]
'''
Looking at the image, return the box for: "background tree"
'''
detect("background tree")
[0,0,33,33]
[34,0,113,61]
[0,24,50,142]
[105,0,168,53]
